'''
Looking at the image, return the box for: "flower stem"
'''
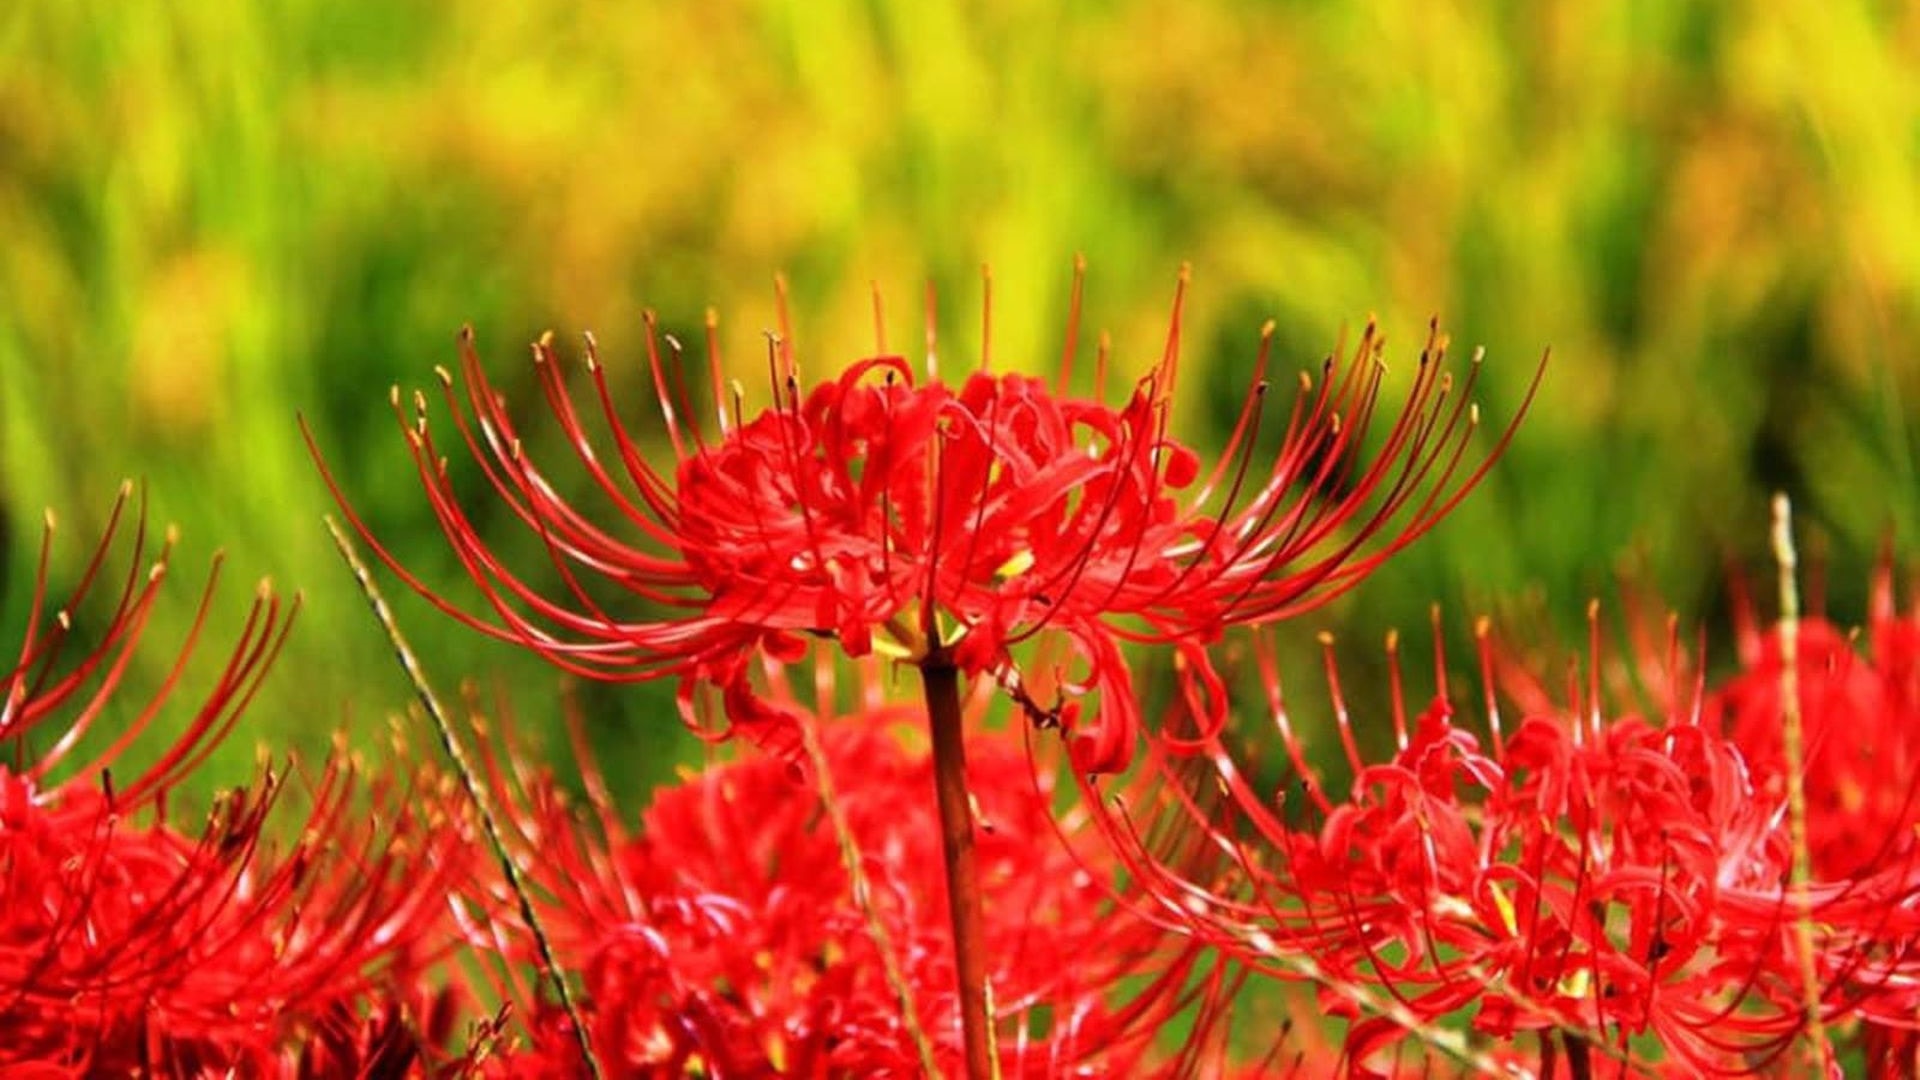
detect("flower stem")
[1563,1032,1592,1080]
[920,657,993,1080]
[324,517,602,1079]
[1772,493,1830,1058]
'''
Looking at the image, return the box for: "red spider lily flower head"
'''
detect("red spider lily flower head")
[312,266,1540,773]
[1083,603,1920,1077]
[456,674,1238,1078]
[0,487,468,1073]
[1705,548,1920,880]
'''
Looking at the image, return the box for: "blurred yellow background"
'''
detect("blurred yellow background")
[2,0,1916,786]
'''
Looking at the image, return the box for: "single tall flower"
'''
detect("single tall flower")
[314,268,1536,776]
[0,487,467,1074]
[311,266,1538,1075]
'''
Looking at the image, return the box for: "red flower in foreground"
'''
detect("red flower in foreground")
[0,488,465,1075]
[1089,606,1920,1077]
[459,687,1240,1077]
[315,269,1538,772]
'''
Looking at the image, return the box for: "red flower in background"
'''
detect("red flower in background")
[0,488,466,1075]
[315,269,1537,772]
[1707,553,1920,879]
[1698,554,1920,1063]
[1086,605,1920,1076]
[459,687,1241,1077]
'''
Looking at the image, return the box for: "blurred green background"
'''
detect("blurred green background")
[2,0,1917,793]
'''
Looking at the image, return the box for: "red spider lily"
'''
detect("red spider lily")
[1081,604,1920,1078]
[453,676,1241,1078]
[1698,552,1920,1065]
[312,269,1538,774]
[0,487,468,1074]
[1706,550,1920,879]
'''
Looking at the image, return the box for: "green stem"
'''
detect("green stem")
[1772,494,1831,1059]
[325,517,602,1079]
[921,658,993,1080]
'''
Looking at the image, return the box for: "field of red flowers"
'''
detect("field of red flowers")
[9,275,1920,1077]
[9,5,1920,1075]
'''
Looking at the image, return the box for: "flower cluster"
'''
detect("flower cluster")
[1706,554,1920,880]
[0,488,466,1076]
[11,485,1242,1075]
[298,274,1550,1076]
[63,272,1920,1078]
[1093,593,1920,1075]
[455,684,1242,1077]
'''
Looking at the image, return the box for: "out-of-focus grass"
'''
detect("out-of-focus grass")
[1,0,1916,797]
